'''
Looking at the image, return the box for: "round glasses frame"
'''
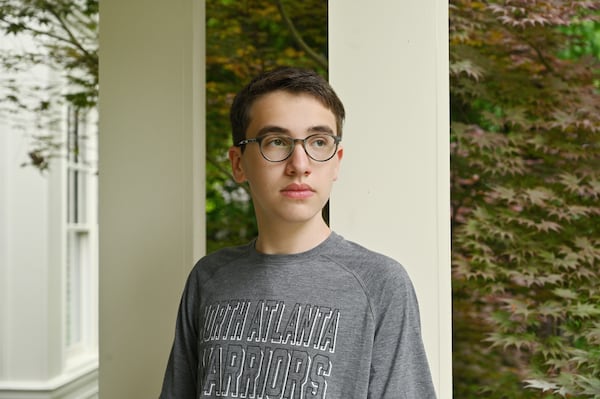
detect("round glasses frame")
[235,133,342,162]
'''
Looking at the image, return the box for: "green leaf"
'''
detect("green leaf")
[553,288,579,300]
[524,379,559,393]
[570,303,600,319]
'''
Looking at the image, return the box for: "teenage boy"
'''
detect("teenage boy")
[160,67,436,398]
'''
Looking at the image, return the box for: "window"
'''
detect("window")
[64,106,98,364]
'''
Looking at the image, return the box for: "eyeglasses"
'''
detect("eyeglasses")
[235,133,342,162]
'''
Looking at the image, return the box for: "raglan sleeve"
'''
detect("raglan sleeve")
[159,267,201,399]
[368,264,437,399]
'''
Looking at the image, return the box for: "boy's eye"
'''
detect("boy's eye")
[308,135,330,148]
[264,136,291,147]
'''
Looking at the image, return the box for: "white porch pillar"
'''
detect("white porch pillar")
[329,1,452,397]
[98,0,205,397]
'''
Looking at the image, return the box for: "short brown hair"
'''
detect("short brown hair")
[230,67,345,145]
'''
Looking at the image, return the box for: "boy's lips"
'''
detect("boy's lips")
[281,183,315,199]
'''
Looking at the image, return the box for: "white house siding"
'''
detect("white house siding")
[0,32,98,399]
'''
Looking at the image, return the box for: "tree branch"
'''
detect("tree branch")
[275,0,328,70]
[44,4,96,66]
[0,15,71,45]
[0,5,97,80]
[525,38,555,75]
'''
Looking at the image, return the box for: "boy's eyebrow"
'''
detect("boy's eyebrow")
[255,125,335,137]
[307,125,335,134]
[255,125,290,137]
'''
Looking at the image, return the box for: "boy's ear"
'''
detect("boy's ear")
[336,145,344,162]
[333,145,343,181]
[228,146,247,183]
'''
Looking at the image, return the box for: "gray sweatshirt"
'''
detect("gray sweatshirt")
[160,232,436,398]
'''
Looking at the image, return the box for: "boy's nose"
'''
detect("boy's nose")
[285,143,311,175]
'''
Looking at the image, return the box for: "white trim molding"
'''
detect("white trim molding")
[0,363,97,399]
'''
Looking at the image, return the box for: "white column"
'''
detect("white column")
[329,1,452,397]
[98,0,205,397]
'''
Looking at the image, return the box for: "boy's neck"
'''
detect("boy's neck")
[254,219,331,255]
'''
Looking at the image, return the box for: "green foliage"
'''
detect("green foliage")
[451,0,600,397]
[205,0,327,252]
[0,0,98,169]
[560,20,600,60]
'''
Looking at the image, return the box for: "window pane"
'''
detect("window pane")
[66,230,89,348]
[67,169,87,224]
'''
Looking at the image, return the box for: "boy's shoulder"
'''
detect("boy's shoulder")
[324,233,420,320]
[189,241,252,281]
[324,232,414,292]
[328,232,408,273]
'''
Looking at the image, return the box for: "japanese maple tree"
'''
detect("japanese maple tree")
[451,0,600,397]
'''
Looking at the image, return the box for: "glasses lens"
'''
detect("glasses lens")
[258,134,338,162]
[305,134,337,161]
[260,134,294,161]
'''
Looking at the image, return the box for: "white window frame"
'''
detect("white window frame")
[63,105,99,370]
